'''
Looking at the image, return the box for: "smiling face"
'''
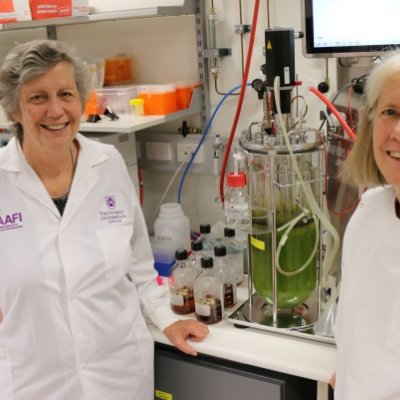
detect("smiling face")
[372,72,400,198]
[11,61,83,155]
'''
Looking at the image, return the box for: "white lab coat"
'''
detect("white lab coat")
[335,187,400,399]
[0,134,178,400]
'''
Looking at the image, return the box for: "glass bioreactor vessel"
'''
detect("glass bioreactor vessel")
[229,28,339,340]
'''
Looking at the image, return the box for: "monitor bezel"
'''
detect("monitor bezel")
[301,0,399,59]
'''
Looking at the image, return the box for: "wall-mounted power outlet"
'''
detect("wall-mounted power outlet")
[136,132,227,175]
[145,141,172,161]
[177,142,204,163]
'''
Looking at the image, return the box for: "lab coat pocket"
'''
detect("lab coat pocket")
[0,346,14,400]
[97,225,133,279]
[385,294,400,355]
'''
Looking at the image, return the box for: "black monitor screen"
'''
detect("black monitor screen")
[302,0,400,58]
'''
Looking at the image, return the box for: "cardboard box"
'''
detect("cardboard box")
[29,0,88,20]
[0,0,32,23]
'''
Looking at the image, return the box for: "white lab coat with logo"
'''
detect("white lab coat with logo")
[0,134,178,400]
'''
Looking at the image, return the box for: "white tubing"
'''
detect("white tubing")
[273,76,340,278]
[276,212,319,277]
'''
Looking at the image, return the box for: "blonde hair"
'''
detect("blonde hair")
[340,53,400,188]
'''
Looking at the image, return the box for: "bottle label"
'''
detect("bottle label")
[170,287,189,306]
[170,292,184,306]
[195,296,216,316]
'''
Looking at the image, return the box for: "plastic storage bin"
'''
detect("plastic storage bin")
[104,54,133,86]
[175,79,200,110]
[94,85,138,115]
[138,84,177,115]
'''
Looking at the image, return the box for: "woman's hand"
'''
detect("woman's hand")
[329,372,336,390]
[163,319,209,356]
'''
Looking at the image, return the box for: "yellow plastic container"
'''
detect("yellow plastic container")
[129,98,144,116]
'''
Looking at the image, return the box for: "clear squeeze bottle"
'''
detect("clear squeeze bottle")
[168,249,196,314]
[223,227,244,285]
[213,245,237,308]
[194,256,224,324]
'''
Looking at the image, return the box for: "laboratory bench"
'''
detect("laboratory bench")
[149,281,336,400]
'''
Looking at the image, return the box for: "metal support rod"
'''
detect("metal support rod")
[195,0,211,132]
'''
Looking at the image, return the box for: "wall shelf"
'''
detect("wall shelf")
[1,87,202,134]
[0,0,195,32]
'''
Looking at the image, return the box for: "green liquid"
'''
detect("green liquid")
[250,217,317,309]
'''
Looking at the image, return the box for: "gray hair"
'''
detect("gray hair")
[0,39,90,139]
[340,53,400,188]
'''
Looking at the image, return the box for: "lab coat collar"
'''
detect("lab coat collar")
[0,134,110,229]
[60,133,107,231]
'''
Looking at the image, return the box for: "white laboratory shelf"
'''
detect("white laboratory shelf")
[79,114,166,134]
[0,115,165,134]
[80,86,202,133]
[0,1,196,31]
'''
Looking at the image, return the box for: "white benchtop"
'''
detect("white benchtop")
[148,282,337,384]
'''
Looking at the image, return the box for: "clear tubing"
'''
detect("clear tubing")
[150,155,190,227]
[274,76,340,279]
[177,83,251,204]
[276,212,319,277]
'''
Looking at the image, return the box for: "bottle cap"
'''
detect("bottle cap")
[224,227,235,237]
[191,240,203,251]
[129,98,144,106]
[199,223,211,234]
[226,172,247,187]
[175,249,188,261]
[214,245,227,257]
[200,256,214,268]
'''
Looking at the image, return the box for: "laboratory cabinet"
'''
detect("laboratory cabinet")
[155,343,317,400]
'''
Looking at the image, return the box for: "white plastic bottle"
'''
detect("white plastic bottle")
[154,203,191,251]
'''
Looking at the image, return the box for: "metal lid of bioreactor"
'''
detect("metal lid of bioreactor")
[239,124,324,155]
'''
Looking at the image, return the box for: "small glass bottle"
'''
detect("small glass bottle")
[224,171,249,231]
[214,245,237,308]
[168,249,196,314]
[194,256,224,324]
[199,223,215,257]
[188,240,204,274]
[223,227,244,285]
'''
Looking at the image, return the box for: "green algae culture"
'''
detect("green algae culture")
[249,209,318,309]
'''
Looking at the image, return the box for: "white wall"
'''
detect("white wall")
[140,1,339,232]
[0,0,337,232]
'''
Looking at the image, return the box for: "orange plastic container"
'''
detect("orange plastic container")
[175,79,200,110]
[104,54,133,86]
[138,84,177,115]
